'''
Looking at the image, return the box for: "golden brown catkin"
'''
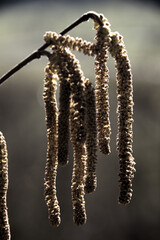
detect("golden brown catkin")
[44,32,96,57]
[48,46,71,166]
[0,132,10,240]
[108,32,135,205]
[70,137,87,226]
[69,55,87,225]
[84,79,98,194]
[48,45,87,225]
[94,15,111,155]
[63,49,87,225]
[45,46,71,167]
[43,63,61,226]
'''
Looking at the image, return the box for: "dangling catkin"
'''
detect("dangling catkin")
[56,51,71,166]
[108,32,136,205]
[84,79,97,194]
[43,63,61,226]
[94,15,111,155]
[70,136,87,225]
[45,45,71,167]
[49,45,87,225]
[65,49,87,225]
[0,132,10,240]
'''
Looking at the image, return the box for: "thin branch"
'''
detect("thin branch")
[0,11,103,85]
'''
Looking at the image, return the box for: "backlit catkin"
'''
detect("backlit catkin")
[66,50,87,225]
[49,45,87,225]
[44,32,96,57]
[94,15,111,155]
[108,32,135,205]
[71,138,87,225]
[0,132,10,240]
[43,63,61,226]
[84,79,97,194]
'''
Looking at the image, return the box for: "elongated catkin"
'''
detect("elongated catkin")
[66,50,87,225]
[94,16,111,155]
[49,46,87,225]
[43,64,61,226]
[0,132,10,240]
[84,79,97,194]
[108,32,135,205]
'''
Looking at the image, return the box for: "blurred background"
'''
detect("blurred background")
[0,0,160,239]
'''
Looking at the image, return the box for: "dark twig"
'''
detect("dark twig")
[0,11,103,85]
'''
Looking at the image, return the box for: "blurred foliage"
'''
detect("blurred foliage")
[0,1,160,240]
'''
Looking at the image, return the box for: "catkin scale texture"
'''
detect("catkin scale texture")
[48,46,71,167]
[108,32,135,205]
[43,64,61,226]
[84,80,97,194]
[71,142,87,225]
[94,17,111,155]
[49,45,87,225]
[62,49,87,225]
[0,132,10,240]
[44,32,96,57]
[68,54,87,225]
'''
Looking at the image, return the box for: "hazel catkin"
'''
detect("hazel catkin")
[44,32,96,57]
[49,45,87,225]
[108,32,135,205]
[0,132,10,240]
[84,79,98,194]
[65,50,87,225]
[94,15,111,155]
[43,63,61,226]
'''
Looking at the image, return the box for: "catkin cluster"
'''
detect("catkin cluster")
[0,11,135,237]
[0,132,10,240]
[43,12,135,227]
[43,32,98,226]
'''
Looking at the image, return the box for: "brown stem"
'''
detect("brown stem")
[0,11,103,85]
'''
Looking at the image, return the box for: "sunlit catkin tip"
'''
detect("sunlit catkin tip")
[0,131,11,240]
[84,175,97,194]
[73,200,87,226]
[71,143,87,226]
[49,204,61,227]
